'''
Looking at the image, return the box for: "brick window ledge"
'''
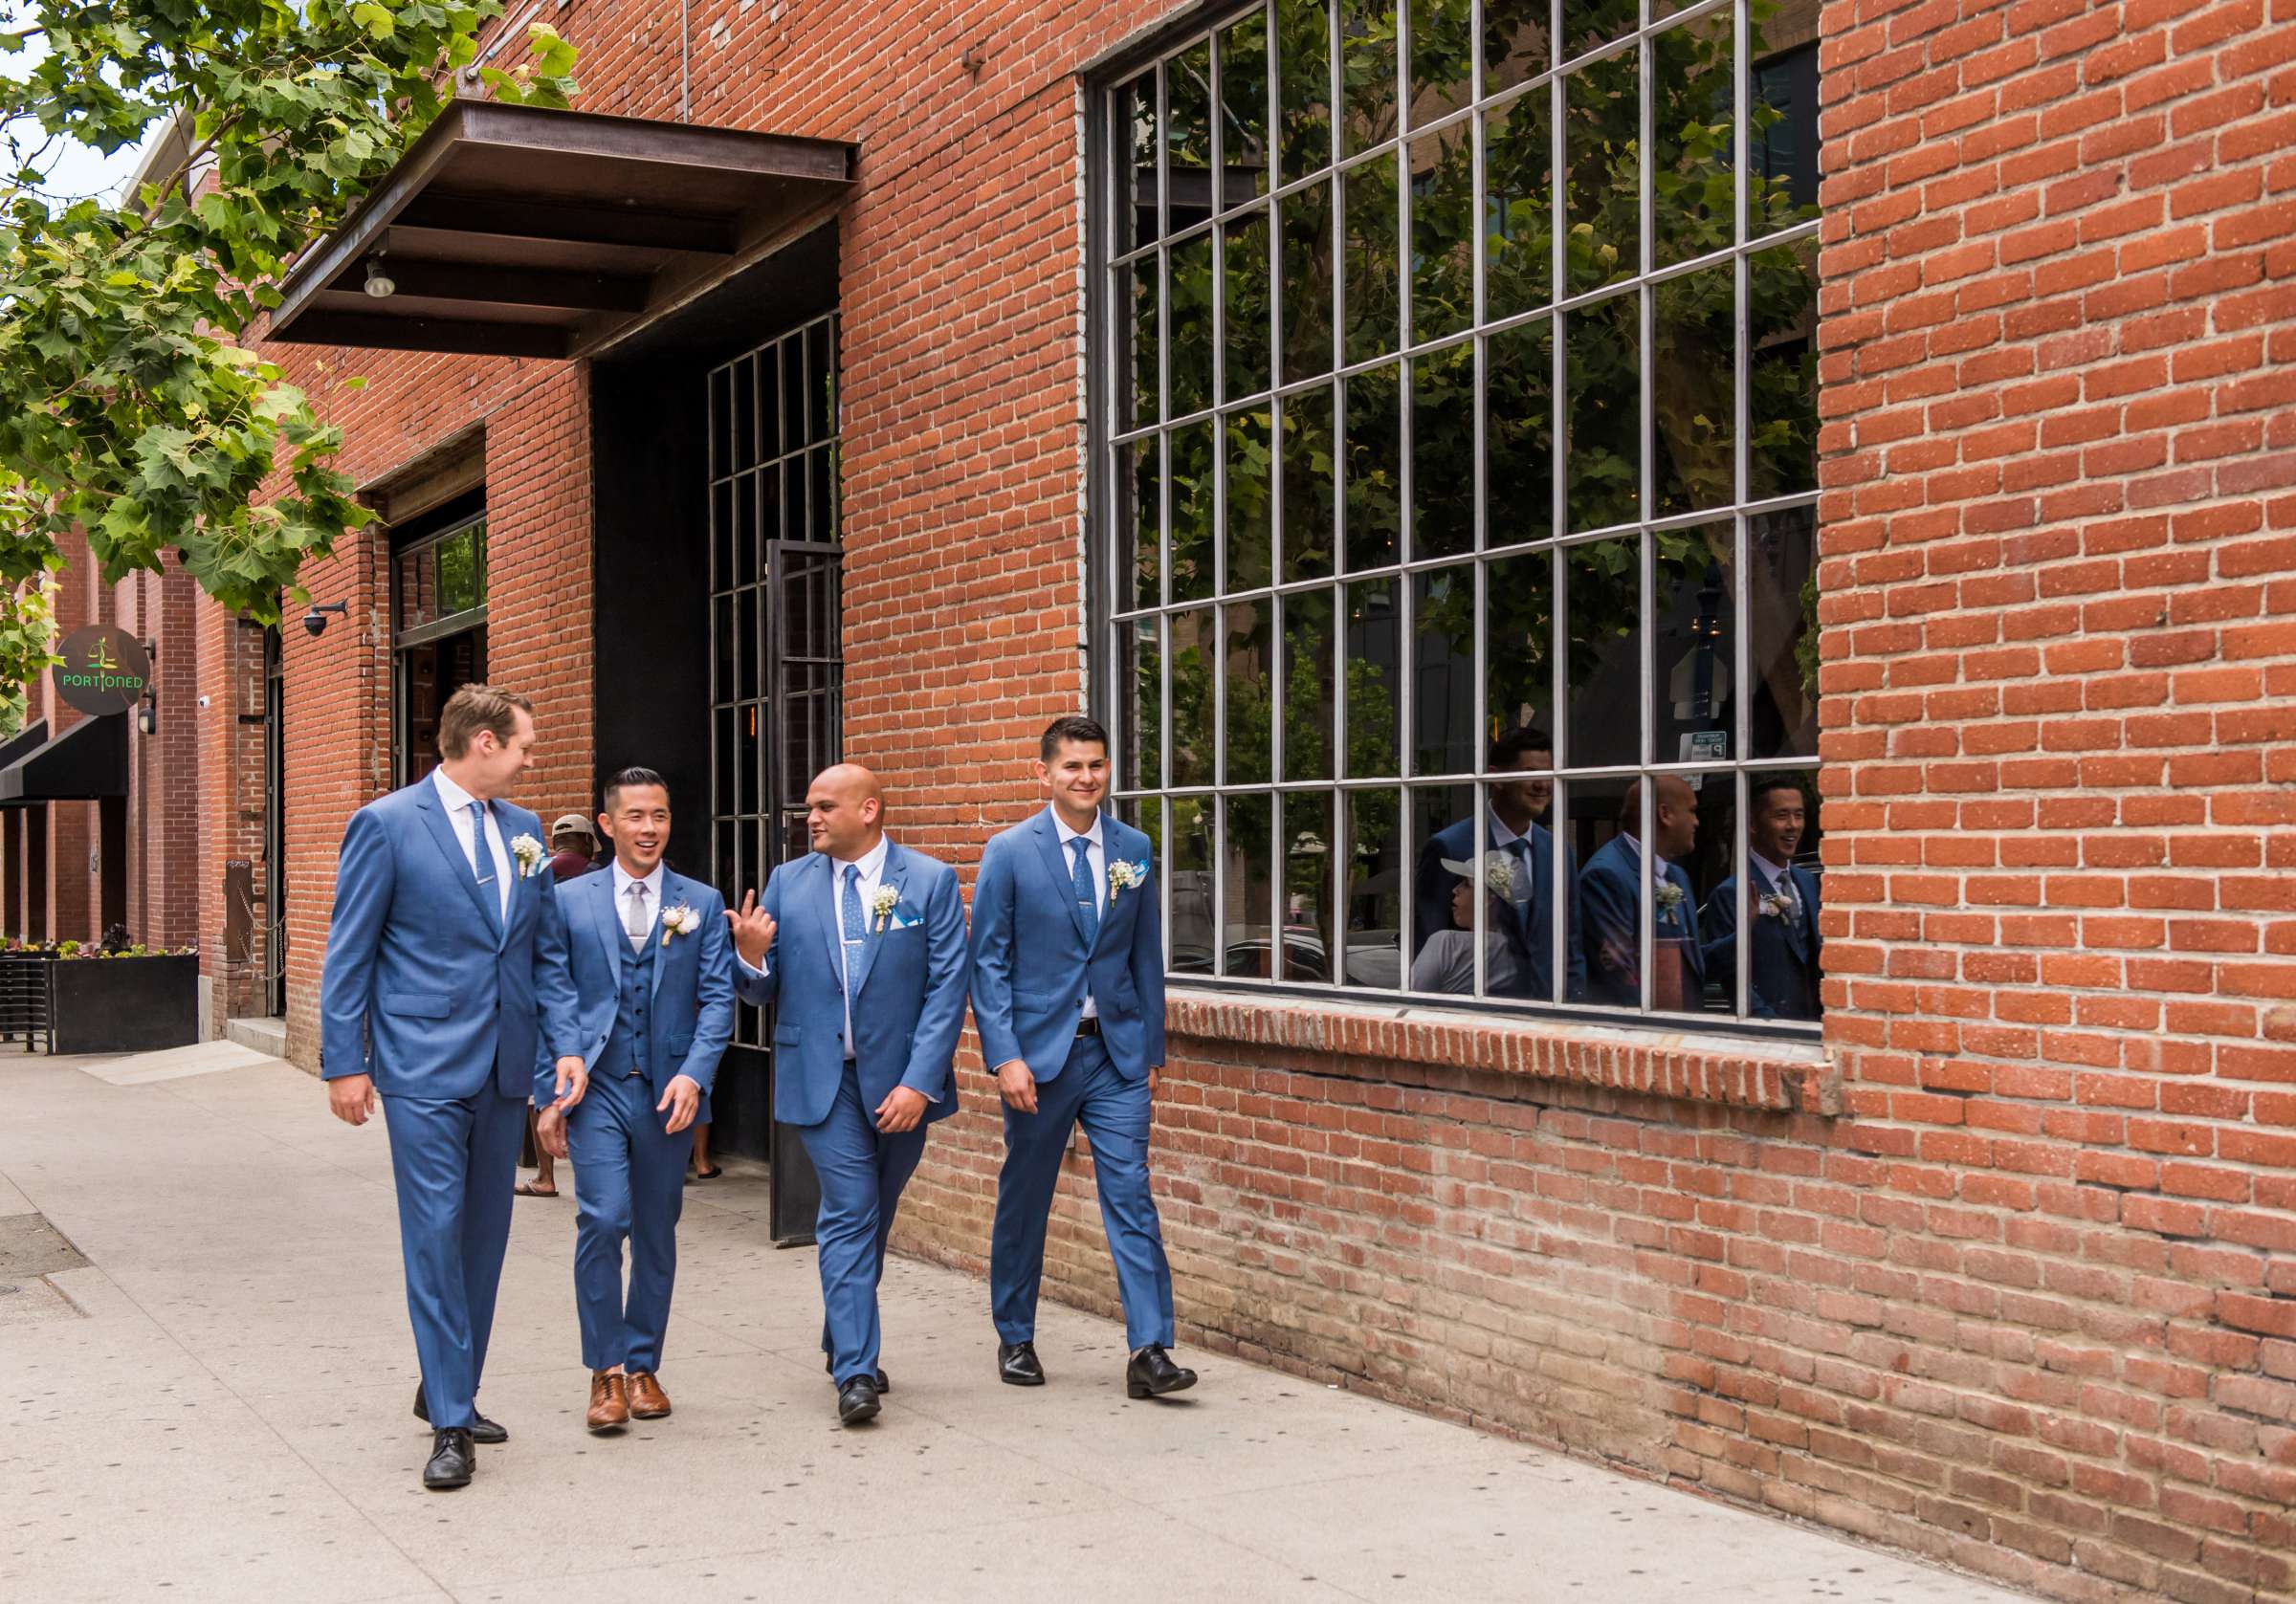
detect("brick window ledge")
[1165,988,1840,1114]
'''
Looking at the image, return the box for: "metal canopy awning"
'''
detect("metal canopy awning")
[0,714,126,804]
[267,100,853,361]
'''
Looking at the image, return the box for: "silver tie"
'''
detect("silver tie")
[624,882,651,951]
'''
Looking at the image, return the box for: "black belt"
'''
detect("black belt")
[1075,1017,1100,1038]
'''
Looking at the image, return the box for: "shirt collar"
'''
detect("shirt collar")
[431,767,481,816]
[1619,831,1671,878]
[1489,813,1530,849]
[1049,805,1103,849]
[831,834,891,879]
[611,860,666,901]
[1749,850,1790,889]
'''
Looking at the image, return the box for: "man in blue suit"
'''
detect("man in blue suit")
[1578,774,1707,1012]
[725,763,968,1426]
[534,767,735,1431]
[972,715,1196,1401]
[1412,725,1586,1001]
[1702,777,1822,1020]
[320,685,587,1491]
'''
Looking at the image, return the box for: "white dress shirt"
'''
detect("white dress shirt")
[431,767,512,922]
[1050,806,1103,1019]
[611,860,665,950]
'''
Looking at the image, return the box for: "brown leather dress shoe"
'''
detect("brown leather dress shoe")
[587,1371,630,1432]
[626,1371,672,1419]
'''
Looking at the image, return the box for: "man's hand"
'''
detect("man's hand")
[327,1073,377,1127]
[875,1085,929,1134]
[995,1059,1038,1114]
[657,1074,703,1134]
[537,1105,569,1159]
[1147,1066,1160,1097]
[725,890,777,971]
[549,1055,589,1111]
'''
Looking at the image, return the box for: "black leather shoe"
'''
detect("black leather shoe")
[422,1428,475,1490]
[414,1384,507,1444]
[998,1341,1046,1386]
[1125,1345,1197,1399]
[836,1375,881,1425]
[824,1354,890,1392]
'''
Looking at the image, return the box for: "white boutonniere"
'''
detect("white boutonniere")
[1757,890,1799,921]
[869,885,902,934]
[508,834,544,879]
[1107,859,1149,902]
[659,903,699,946]
[1654,881,1687,926]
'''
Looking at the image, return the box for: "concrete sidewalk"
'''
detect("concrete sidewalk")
[0,1046,2031,1604]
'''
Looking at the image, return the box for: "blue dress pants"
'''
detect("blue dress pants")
[797,1061,929,1386]
[566,1068,691,1373]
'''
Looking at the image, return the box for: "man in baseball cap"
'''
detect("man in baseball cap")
[549,814,600,882]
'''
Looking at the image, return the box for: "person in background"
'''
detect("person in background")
[1408,857,1528,997]
[549,814,599,882]
[1702,777,1822,1021]
[1579,775,1705,1012]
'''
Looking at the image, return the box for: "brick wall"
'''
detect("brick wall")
[188,0,2296,1599]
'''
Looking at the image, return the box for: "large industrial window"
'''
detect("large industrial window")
[1096,0,1824,1028]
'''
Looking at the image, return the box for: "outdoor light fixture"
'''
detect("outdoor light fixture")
[302,600,349,638]
[137,697,157,736]
[363,256,396,299]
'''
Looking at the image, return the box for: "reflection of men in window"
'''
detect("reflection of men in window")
[1412,727,1585,1001]
[1702,778,1821,1021]
[1578,776,1704,1011]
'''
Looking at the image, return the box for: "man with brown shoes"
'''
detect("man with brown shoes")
[537,768,736,1434]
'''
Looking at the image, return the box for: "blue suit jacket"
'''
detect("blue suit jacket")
[732,841,968,1129]
[319,779,581,1100]
[1702,863,1822,1021]
[1413,817,1587,1001]
[1578,834,1706,1010]
[969,808,1166,1083]
[533,867,737,1105]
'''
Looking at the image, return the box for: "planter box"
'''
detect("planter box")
[50,953,198,1055]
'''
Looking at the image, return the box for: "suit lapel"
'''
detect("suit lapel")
[1788,866,1817,962]
[813,853,844,985]
[417,783,503,944]
[850,845,907,1001]
[1035,810,1093,948]
[651,872,682,1000]
[1093,823,1135,957]
[589,870,626,985]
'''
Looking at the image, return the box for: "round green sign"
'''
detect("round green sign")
[52,626,152,716]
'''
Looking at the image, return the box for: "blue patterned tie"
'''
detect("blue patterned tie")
[1504,836,1534,935]
[467,800,501,935]
[840,863,865,991]
[1071,837,1100,947]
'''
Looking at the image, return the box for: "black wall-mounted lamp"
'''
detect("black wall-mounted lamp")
[303,600,349,638]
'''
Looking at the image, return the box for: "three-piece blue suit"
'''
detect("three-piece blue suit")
[971,808,1174,1352]
[1413,817,1587,1001]
[1702,862,1823,1021]
[1578,834,1707,1010]
[541,867,734,1374]
[319,775,582,1432]
[734,840,968,1385]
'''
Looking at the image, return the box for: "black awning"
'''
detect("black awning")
[0,714,126,803]
[266,100,852,361]
[0,720,50,775]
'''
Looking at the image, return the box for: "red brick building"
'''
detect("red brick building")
[64,0,2296,1596]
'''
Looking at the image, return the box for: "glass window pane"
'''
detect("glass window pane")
[1411,342,1475,560]
[1340,0,1397,156]
[757,347,783,461]
[1225,599,1274,784]
[1281,385,1337,582]
[715,708,736,816]
[1749,38,1821,238]
[1170,605,1217,788]
[1564,535,1640,769]
[713,594,734,704]
[1562,0,1639,58]
[1126,258,1159,428]
[1668,772,1732,1016]
[1565,49,1638,297]
[1749,506,1819,759]
[1220,11,1271,206]
[1281,178,1335,383]
[1709,774,1823,1021]
[1652,11,1736,270]
[1169,42,1215,233]
[1567,293,1640,531]
[1275,0,1334,183]
[1342,363,1402,571]
[782,337,806,449]
[1406,782,1474,991]
[1220,792,1274,975]
[1410,565,1476,776]
[736,702,760,817]
[1170,418,1216,604]
[709,364,733,474]
[1281,791,1338,982]
[1226,407,1274,592]
[1652,522,1735,765]
[1483,0,1550,97]
[1124,615,1163,792]
[1121,74,1160,250]
[810,445,836,540]
[1342,150,1401,364]
[1750,238,1820,499]
[1652,263,1736,517]
[1409,124,1474,344]
[758,461,785,551]
[736,587,760,701]
[396,549,429,632]
[1483,89,1553,321]
[808,320,835,447]
[732,353,756,473]
[1170,230,1214,418]
[1280,585,1336,781]
[1486,315,1556,546]
[1171,796,1215,975]
[712,482,734,590]
[733,476,759,586]
[1223,209,1273,401]
[1340,785,1403,987]
[1563,773,1633,1005]
[1343,578,1402,779]
[1410,0,1474,126]
[1126,437,1161,611]
[1486,546,1557,745]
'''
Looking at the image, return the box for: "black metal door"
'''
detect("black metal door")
[262,626,286,1017]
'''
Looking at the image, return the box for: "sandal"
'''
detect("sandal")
[691,1166,722,1182]
[515,1180,560,1198]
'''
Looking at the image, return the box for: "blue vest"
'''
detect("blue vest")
[594,928,659,1081]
